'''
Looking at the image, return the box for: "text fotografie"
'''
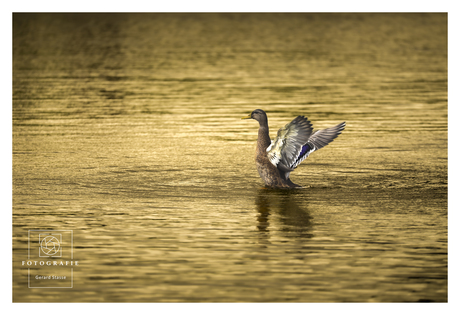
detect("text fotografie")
[22,260,79,266]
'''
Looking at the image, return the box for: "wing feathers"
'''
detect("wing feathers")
[267,116,313,170]
[308,122,346,151]
[290,121,346,169]
[267,117,345,170]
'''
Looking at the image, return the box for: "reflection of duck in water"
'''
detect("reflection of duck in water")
[242,109,345,188]
[256,189,313,238]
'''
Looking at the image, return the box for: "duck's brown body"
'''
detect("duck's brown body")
[254,124,300,188]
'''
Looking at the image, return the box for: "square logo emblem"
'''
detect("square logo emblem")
[26,230,76,288]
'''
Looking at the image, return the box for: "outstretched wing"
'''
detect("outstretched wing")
[290,121,346,169]
[267,116,313,171]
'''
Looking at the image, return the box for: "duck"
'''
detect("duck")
[242,109,345,188]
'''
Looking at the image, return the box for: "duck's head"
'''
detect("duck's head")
[242,109,268,125]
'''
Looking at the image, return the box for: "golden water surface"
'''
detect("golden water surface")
[13,13,447,302]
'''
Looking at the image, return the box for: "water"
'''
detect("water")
[13,13,447,302]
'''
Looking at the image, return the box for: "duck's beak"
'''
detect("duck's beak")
[241,114,252,120]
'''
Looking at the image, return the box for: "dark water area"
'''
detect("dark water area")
[13,13,447,302]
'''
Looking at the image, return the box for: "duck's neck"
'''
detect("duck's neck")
[257,120,271,151]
